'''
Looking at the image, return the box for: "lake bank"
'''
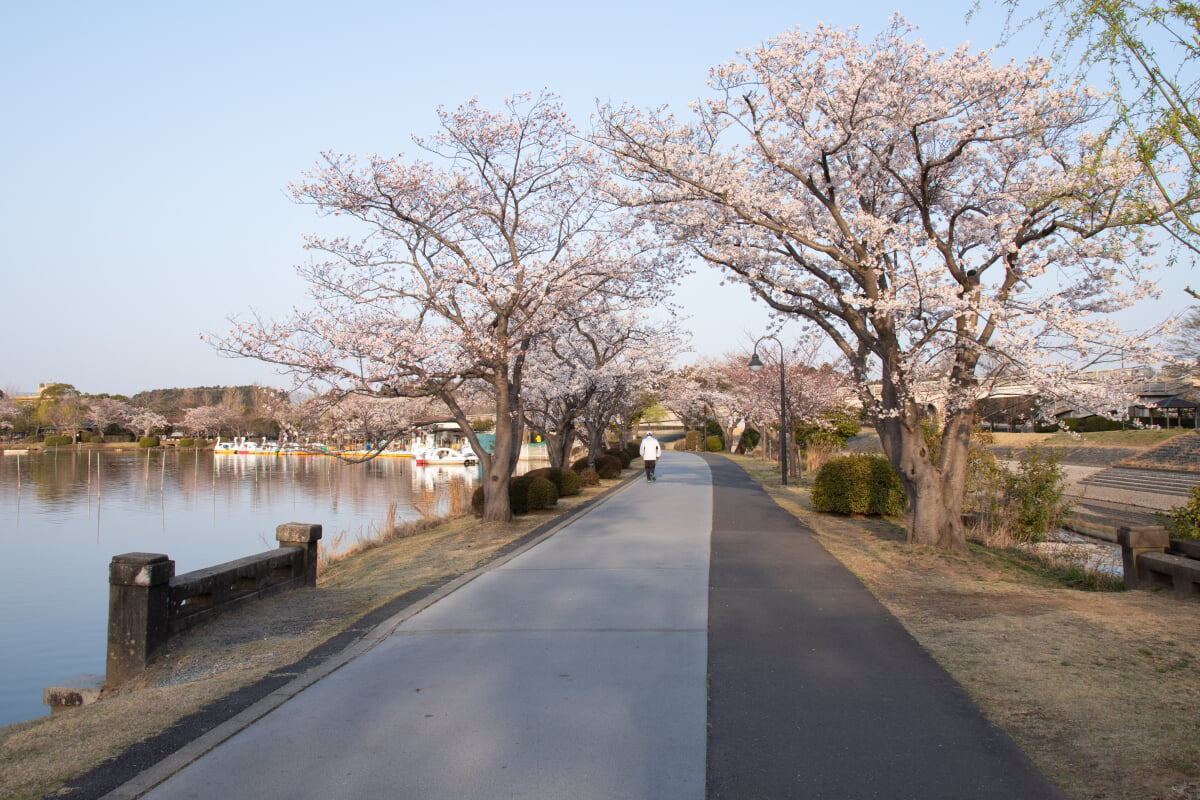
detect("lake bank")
[0,467,637,800]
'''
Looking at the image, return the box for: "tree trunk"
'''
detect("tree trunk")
[447,375,522,524]
[545,425,576,469]
[875,408,970,552]
[583,420,605,470]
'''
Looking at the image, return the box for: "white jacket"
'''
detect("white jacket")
[639,436,662,460]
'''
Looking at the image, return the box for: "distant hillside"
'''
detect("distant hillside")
[130,385,286,416]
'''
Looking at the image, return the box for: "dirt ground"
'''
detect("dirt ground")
[2,455,1199,800]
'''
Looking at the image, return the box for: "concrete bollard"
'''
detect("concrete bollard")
[106,552,175,688]
[276,522,323,586]
[1116,526,1169,591]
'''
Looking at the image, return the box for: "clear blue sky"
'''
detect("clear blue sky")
[2,1,1190,397]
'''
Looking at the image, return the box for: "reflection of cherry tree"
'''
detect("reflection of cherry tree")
[599,19,1164,548]
[218,93,672,520]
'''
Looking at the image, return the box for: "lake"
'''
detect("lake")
[0,447,487,728]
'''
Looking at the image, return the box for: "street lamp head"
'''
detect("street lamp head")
[748,352,764,372]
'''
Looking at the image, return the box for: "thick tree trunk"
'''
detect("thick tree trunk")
[584,422,605,470]
[448,374,523,524]
[876,408,970,552]
[545,426,576,469]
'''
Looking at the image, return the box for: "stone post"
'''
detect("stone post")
[106,552,174,687]
[276,522,322,586]
[1117,526,1169,591]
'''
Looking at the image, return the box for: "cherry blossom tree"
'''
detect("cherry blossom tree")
[571,316,678,468]
[523,310,682,468]
[85,398,132,440]
[322,395,419,455]
[180,405,242,438]
[598,18,1165,549]
[0,397,20,436]
[124,408,169,438]
[218,93,673,521]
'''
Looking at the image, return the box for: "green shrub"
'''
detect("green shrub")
[604,447,632,468]
[578,468,600,487]
[1004,445,1072,542]
[684,430,704,451]
[138,436,160,448]
[526,467,582,498]
[737,428,760,454]
[508,475,535,514]
[526,476,559,510]
[795,409,862,450]
[43,435,72,446]
[811,455,907,516]
[571,454,622,478]
[79,431,103,443]
[178,437,194,448]
[594,454,622,479]
[1156,485,1200,539]
[705,435,724,452]
[1063,416,1124,433]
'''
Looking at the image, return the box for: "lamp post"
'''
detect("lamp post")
[749,336,788,486]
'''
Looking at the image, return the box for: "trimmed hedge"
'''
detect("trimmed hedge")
[811,454,907,516]
[525,467,583,498]
[604,447,632,469]
[571,454,622,479]
[705,435,724,452]
[471,471,570,516]
[138,436,160,448]
[43,435,72,446]
[527,476,559,510]
[178,437,195,448]
[578,468,600,487]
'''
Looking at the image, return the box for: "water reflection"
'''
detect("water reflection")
[0,449,482,728]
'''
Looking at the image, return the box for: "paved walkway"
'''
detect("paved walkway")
[105,452,1063,799]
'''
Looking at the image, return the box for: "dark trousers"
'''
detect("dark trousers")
[644,459,657,478]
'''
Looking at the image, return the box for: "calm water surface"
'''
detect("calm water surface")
[0,448,482,728]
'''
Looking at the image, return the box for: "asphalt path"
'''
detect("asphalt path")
[133,452,712,800]
[100,451,1064,799]
[704,453,1063,799]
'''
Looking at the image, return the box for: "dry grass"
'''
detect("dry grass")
[729,453,1200,800]
[0,471,633,800]
[990,430,1193,448]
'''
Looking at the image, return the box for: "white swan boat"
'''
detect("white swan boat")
[415,445,478,467]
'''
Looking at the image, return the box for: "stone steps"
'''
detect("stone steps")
[1079,467,1200,497]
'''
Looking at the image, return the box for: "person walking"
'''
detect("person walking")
[639,431,662,482]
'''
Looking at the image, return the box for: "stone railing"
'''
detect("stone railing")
[1118,526,1200,600]
[104,522,322,689]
